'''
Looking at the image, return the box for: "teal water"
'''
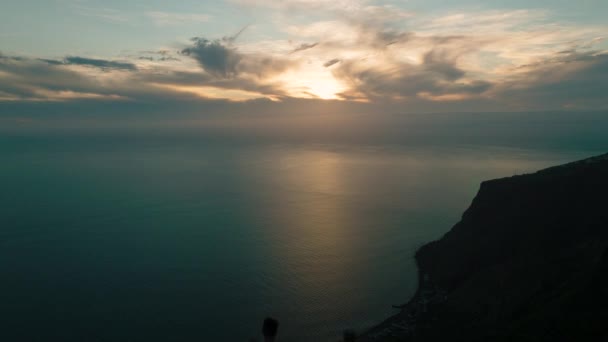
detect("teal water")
[0,122,603,341]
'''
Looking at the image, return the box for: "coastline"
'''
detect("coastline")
[358,151,608,341]
[358,256,442,341]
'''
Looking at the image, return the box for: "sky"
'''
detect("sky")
[1,0,607,115]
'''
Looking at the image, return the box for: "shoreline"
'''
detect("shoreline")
[357,152,608,341]
[358,260,448,341]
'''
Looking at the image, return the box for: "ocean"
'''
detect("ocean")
[1,111,606,341]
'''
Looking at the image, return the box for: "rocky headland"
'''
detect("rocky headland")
[360,153,608,341]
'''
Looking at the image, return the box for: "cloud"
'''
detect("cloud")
[181,38,242,78]
[328,43,493,102]
[180,32,296,79]
[291,42,319,53]
[38,56,137,71]
[0,53,231,103]
[422,50,465,81]
[323,59,341,67]
[135,68,289,99]
[494,50,608,109]
[0,55,127,101]
[2,3,608,111]
[63,57,138,71]
[372,30,414,47]
[137,50,181,62]
[0,51,287,103]
[268,4,607,107]
[334,66,465,101]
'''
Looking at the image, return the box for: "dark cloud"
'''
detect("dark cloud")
[0,54,201,102]
[181,35,295,79]
[138,50,181,62]
[63,56,137,70]
[291,42,318,53]
[225,25,249,44]
[0,56,104,99]
[374,30,413,47]
[332,51,490,101]
[0,54,26,62]
[323,58,341,68]
[37,56,137,71]
[178,27,250,78]
[422,50,465,81]
[38,58,66,65]
[181,37,241,78]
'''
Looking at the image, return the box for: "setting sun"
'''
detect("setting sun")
[281,68,347,100]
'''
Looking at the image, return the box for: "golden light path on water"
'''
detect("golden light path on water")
[246,148,366,336]
[273,150,352,292]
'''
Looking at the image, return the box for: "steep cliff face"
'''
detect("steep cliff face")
[412,153,608,341]
[364,153,608,341]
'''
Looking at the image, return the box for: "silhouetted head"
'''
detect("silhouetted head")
[343,329,356,342]
[262,317,279,341]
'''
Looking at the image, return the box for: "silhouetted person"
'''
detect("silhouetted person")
[343,329,356,341]
[262,317,279,342]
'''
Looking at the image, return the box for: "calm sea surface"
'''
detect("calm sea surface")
[0,125,603,341]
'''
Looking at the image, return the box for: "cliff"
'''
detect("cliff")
[362,153,608,341]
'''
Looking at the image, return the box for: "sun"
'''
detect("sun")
[305,78,346,100]
[280,68,347,100]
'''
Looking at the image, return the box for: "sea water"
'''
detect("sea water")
[0,113,605,341]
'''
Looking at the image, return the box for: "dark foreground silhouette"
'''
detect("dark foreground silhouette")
[249,317,278,342]
[359,152,608,341]
[262,317,278,342]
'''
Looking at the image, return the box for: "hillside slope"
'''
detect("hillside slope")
[363,153,608,341]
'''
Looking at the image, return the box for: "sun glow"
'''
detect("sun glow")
[280,68,347,100]
[300,78,346,100]
[152,84,279,101]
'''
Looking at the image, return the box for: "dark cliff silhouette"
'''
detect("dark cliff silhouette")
[362,152,608,341]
